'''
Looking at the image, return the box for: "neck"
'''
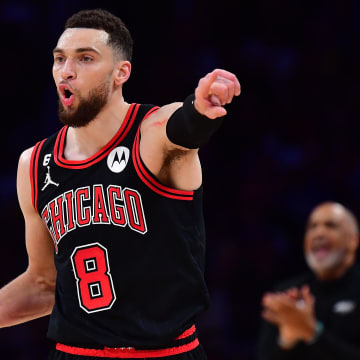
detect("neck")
[64,92,130,161]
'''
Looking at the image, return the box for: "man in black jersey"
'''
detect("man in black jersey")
[0,8,240,360]
[258,202,360,360]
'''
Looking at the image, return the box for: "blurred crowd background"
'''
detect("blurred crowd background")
[1,0,360,359]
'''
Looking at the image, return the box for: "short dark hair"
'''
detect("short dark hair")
[65,9,133,61]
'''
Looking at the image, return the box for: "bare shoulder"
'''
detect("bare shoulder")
[140,102,184,155]
[141,102,182,132]
[18,147,34,167]
[17,146,35,212]
[17,146,35,183]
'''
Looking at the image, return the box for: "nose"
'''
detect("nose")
[60,59,76,80]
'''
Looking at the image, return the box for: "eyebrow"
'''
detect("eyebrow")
[53,47,101,55]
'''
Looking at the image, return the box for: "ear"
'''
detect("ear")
[113,61,131,86]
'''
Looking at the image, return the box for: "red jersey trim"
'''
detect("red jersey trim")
[132,125,194,201]
[56,326,199,358]
[30,139,47,211]
[143,106,160,120]
[175,325,196,340]
[56,339,199,358]
[54,104,139,169]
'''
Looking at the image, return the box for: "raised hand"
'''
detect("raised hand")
[262,285,317,347]
[194,69,241,119]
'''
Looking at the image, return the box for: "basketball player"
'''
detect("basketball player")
[0,8,240,360]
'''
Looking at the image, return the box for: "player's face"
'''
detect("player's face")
[304,204,355,278]
[52,28,115,127]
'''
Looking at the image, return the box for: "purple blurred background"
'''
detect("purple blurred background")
[1,0,360,359]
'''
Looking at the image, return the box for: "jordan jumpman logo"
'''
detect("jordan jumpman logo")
[41,166,59,191]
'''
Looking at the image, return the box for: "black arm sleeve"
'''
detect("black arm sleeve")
[166,94,223,149]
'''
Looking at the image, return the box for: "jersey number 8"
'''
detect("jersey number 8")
[71,243,116,313]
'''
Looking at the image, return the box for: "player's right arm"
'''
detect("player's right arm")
[0,147,56,328]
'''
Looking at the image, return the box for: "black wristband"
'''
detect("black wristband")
[166,94,224,149]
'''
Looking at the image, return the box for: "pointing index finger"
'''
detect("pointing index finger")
[196,70,219,100]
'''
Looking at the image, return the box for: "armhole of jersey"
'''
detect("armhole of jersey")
[132,106,194,201]
[30,139,47,211]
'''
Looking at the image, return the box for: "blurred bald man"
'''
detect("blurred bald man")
[257,202,360,360]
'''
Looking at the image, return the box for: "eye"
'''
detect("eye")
[80,55,93,62]
[325,221,338,229]
[54,55,65,63]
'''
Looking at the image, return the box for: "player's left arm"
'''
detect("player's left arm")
[140,69,240,190]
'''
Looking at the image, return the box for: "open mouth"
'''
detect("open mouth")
[59,84,75,106]
[64,88,72,99]
[311,243,332,260]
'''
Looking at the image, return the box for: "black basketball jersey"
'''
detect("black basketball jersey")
[30,103,210,349]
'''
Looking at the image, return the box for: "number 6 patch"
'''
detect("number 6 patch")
[71,243,116,313]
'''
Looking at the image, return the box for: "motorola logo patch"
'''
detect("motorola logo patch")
[107,147,130,173]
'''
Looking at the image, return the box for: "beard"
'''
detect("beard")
[305,248,347,275]
[58,79,111,128]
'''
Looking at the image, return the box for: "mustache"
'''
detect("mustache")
[58,79,110,128]
[58,83,78,97]
[59,80,75,90]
